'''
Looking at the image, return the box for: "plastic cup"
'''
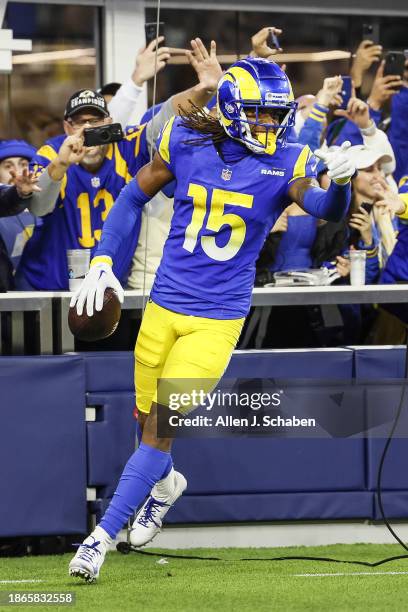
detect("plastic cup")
[67,249,90,292]
[349,250,366,286]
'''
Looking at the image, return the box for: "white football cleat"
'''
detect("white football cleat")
[130,470,187,547]
[69,534,109,583]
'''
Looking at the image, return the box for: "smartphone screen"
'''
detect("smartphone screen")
[384,51,406,79]
[145,22,165,46]
[360,202,373,214]
[362,23,380,45]
[339,76,352,110]
[267,29,280,50]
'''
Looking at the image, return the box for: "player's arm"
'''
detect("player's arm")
[288,141,355,222]
[95,153,173,261]
[71,154,174,316]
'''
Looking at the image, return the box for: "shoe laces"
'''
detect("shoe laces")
[73,539,102,564]
[137,497,168,528]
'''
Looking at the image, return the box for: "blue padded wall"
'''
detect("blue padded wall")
[352,346,408,519]
[75,351,134,392]
[0,356,87,536]
[87,391,137,499]
[81,352,137,499]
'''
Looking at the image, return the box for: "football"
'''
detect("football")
[68,287,122,342]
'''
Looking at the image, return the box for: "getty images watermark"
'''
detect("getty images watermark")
[156,377,408,439]
[156,378,318,438]
[167,388,315,429]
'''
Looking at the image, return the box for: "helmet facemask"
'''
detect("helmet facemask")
[238,104,296,154]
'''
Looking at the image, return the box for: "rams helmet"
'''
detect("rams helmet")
[217,58,297,155]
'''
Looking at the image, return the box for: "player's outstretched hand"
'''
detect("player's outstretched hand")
[315,141,356,184]
[70,262,124,317]
[186,38,222,93]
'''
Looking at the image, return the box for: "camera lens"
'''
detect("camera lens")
[100,129,110,142]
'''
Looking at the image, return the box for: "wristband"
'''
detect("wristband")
[396,194,408,220]
[91,256,113,268]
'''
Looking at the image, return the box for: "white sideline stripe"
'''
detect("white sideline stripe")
[292,571,408,577]
[0,579,44,584]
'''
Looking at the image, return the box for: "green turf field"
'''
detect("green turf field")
[1,544,408,611]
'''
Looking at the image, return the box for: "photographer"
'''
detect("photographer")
[17,39,222,291]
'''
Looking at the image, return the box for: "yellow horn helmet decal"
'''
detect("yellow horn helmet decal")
[227,66,261,101]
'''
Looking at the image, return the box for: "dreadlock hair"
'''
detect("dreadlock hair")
[179,102,228,146]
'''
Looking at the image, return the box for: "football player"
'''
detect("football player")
[69,57,355,582]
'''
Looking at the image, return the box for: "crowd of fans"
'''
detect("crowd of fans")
[1,26,408,348]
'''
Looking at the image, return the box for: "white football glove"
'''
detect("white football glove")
[315,140,356,184]
[70,262,124,317]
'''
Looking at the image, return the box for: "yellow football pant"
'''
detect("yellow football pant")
[134,300,244,414]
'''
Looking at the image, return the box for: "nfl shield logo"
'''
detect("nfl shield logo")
[91,177,101,188]
[221,168,232,181]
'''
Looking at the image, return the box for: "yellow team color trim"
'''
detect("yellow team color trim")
[397,193,408,219]
[113,144,132,183]
[37,145,58,163]
[227,66,261,101]
[287,79,295,102]
[311,106,326,117]
[159,116,176,164]
[60,174,67,199]
[398,175,408,189]
[125,125,146,157]
[366,246,378,258]
[91,255,113,267]
[288,145,312,184]
[105,144,113,161]
[309,112,325,123]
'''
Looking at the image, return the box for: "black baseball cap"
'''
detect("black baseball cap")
[64,89,109,120]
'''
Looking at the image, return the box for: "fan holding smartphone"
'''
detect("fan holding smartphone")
[350,29,383,90]
[367,58,404,111]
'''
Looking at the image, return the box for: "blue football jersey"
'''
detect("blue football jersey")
[19,126,149,290]
[151,117,317,319]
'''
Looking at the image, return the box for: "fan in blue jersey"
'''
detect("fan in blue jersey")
[17,38,223,290]
[69,57,356,583]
